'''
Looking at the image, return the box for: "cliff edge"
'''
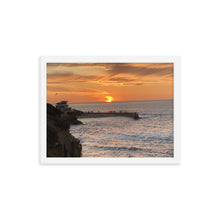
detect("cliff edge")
[47,103,82,157]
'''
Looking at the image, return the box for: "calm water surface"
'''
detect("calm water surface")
[69,100,173,157]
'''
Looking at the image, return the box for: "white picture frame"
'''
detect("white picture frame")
[40,56,181,165]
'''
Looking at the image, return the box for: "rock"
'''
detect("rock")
[47,103,82,157]
[62,113,83,125]
[134,112,140,119]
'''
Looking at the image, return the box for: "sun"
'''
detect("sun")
[105,96,114,103]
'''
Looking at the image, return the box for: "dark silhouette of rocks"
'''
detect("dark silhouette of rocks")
[66,111,84,124]
[134,112,140,119]
[47,103,82,157]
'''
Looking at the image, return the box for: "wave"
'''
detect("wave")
[104,131,173,142]
[93,145,146,152]
[90,145,172,157]
[139,113,154,118]
[139,113,173,118]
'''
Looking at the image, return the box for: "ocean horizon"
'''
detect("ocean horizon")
[51,98,173,105]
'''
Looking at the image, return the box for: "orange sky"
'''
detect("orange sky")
[47,63,173,103]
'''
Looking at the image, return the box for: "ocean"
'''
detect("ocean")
[69,100,173,157]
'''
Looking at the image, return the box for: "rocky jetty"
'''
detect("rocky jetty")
[47,103,82,157]
[78,111,140,120]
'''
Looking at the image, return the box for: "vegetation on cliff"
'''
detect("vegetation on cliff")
[47,104,82,157]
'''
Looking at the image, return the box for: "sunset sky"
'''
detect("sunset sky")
[47,63,173,103]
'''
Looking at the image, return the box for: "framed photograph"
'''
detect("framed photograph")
[40,56,181,164]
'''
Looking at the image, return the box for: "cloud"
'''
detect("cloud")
[47,72,104,84]
[105,63,173,78]
[47,63,108,68]
[47,63,173,77]
[108,77,135,82]
[47,63,173,87]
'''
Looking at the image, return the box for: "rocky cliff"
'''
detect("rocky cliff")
[47,103,82,157]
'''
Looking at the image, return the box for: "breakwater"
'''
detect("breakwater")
[78,111,140,119]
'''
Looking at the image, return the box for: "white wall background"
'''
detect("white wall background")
[0,0,219,219]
